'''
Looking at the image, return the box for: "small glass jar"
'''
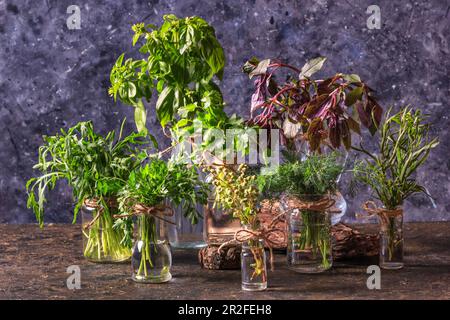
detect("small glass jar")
[379,208,404,270]
[132,215,172,283]
[281,194,333,273]
[241,238,267,291]
[81,202,131,263]
[204,199,241,245]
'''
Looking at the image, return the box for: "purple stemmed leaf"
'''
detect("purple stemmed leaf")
[250,75,268,115]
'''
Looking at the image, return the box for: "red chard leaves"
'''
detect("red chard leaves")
[244,56,384,153]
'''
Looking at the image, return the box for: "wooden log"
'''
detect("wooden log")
[198,243,241,270]
[199,200,380,269]
[331,223,379,260]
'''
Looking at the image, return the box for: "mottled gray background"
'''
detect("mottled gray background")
[0,0,449,223]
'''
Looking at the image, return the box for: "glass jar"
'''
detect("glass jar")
[281,194,333,273]
[132,215,172,283]
[379,208,404,270]
[204,199,241,245]
[81,202,131,263]
[167,203,206,249]
[330,191,347,225]
[241,238,267,291]
[296,147,348,226]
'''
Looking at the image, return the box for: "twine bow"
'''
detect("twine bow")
[358,201,403,230]
[217,212,286,271]
[113,203,176,225]
[82,197,117,230]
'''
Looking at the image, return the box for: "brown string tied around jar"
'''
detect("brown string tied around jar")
[283,195,339,213]
[83,197,118,230]
[113,203,176,225]
[218,211,286,271]
[359,201,403,231]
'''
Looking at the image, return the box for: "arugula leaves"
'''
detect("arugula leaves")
[26,119,153,227]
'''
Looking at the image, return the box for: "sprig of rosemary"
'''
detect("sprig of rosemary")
[353,107,439,209]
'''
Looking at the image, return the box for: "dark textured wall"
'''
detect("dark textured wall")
[0,0,449,223]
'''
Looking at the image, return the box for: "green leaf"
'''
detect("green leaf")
[128,82,137,98]
[299,57,327,79]
[157,80,165,93]
[134,100,147,134]
[115,53,125,67]
[156,86,175,127]
[345,86,363,106]
[342,73,361,84]
[132,33,140,46]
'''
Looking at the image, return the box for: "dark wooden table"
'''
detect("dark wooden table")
[0,223,449,300]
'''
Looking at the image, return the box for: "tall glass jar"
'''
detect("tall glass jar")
[281,194,333,273]
[81,200,131,263]
[379,208,404,270]
[132,214,172,283]
[241,238,267,291]
[167,203,206,249]
[204,199,241,245]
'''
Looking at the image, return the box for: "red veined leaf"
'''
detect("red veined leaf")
[347,116,361,135]
[283,117,301,139]
[368,95,383,129]
[328,118,341,149]
[249,59,271,79]
[317,78,336,95]
[304,94,328,117]
[358,94,383,135]
[306,118,323,151]
[356,101,370,130]
[341,120,351,149]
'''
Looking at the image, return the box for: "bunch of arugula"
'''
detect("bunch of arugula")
[26,119,151,225]
[26,120,151,260]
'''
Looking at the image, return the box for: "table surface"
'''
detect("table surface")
[0,223,449,300]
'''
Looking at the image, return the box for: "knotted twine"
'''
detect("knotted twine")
[218,211,286,271]
[83,197,118,230]
[113,203,176,225]
[282,195,339,214]
[358,201,403,231]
